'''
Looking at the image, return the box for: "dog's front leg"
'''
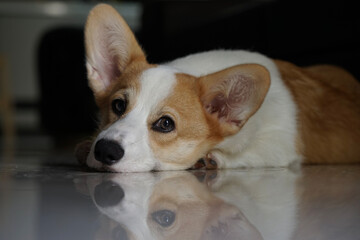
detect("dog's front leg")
[208,139,302,168]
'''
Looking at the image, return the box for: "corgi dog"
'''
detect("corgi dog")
[78,4,360,172]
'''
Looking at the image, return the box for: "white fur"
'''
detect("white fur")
[86,66,178,172]
[166,50,301,168]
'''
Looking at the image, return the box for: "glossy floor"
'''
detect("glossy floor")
[1,157,359,240]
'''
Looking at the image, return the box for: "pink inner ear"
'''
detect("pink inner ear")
[205,76,253,126]
[206,94,228,117]
[86,17,131,93]
[97,51,121,87]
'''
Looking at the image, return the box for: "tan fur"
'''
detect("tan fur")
[275,60,360,164]
[148,74,223,168]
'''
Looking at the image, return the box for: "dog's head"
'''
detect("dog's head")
[84,4,270,172]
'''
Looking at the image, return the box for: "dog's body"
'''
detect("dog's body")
[79,4,360,172]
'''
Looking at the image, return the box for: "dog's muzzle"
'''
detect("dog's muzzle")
[94,139,124,165]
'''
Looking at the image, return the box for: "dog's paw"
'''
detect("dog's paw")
[74,140,93,166]
[190,154,218,170]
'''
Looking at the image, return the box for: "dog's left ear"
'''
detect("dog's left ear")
[199,64,270,136]
[85,4,145,96]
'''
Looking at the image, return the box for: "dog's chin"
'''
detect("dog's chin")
[88,160,197,173]
[86,157,211,173]
[85,156,157,173]
[97,165,119,173]
[78,145,208,172]
[84,158,105,172]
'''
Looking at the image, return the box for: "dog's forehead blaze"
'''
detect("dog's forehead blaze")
[148,73,223,168]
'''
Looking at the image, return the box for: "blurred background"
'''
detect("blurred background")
[0,0,359,163]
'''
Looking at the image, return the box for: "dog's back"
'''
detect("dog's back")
[276,60,360,164]
[305,64,360,103]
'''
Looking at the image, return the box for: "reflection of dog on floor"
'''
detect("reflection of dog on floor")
[76,170,298,240]
[77,4,360,172]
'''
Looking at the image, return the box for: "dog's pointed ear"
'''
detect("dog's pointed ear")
[85,4,145,95]
[199,64,270,136]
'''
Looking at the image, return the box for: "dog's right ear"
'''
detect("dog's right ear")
[198,64,270,137]
[85,4,145,96]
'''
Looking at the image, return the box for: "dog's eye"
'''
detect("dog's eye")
[152,116,175,133]
[112,99,127,116]
[151,209,176,227]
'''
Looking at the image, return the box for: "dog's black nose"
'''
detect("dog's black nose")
[94,181,125,207]
[94,139,124,165]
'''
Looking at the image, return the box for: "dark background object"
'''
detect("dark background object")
[37,0,360,141]
[38,27,97,139]
[140,0,359,76]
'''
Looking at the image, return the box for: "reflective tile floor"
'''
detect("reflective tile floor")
[1,156,360,240]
